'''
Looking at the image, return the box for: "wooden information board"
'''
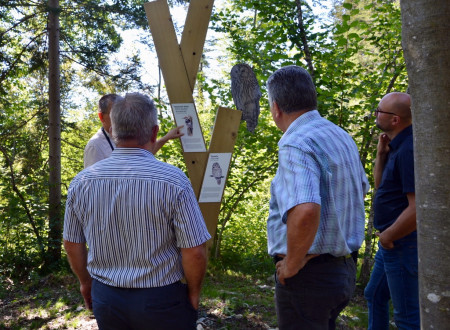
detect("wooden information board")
[144,0,242,249]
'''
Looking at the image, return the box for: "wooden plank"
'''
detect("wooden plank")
[199,107,242,252]
[209,107,242,152]
[180,0,215,90]
[145,2,242,255]
[184,152,209,198]
[144,1,192,102]
[199,202,221,252]
[145,0,207,189]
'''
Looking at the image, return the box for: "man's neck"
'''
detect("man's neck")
[282,110,310,132]
[386,124,411,141]
[102,126,111,136]
[116,140,154,153]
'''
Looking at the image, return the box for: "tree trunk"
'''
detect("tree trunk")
[294,0,315,80]
[400,0,450,327]
[358,190,376,287]
[46,0,62,270]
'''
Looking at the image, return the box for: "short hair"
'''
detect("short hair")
[98,94,119,114]
[266,65,317,113]
[110,93,159,145]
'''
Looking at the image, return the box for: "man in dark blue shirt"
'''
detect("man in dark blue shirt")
[365,92,419,329]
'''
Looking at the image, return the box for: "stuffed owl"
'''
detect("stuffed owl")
[210,162,224,185]
[230,63,262,133]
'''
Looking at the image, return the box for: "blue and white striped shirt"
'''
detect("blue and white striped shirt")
[64,148,211,288]
[267,110,369,257]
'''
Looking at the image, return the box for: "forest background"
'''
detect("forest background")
[0,0,413,328]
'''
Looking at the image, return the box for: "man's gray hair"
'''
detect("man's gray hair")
[110,93,159,145]
[266,65,317,113]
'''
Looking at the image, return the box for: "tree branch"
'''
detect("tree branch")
[0,13,40,40]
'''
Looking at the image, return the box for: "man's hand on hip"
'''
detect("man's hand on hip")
[276,254,319,285]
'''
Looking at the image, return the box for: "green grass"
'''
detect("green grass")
[200,259,277,328]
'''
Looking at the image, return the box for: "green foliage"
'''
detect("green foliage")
[0,0,409,281]
[0,70,49,278]
[214,112,280,262]
[0,0,159,278]
[209,0,408,270]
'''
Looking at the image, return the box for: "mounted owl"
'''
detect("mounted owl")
[230,64,262,133]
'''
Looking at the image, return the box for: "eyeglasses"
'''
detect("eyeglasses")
[375,107,398,116]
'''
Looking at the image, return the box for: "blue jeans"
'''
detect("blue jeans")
[364,233,419,329]
[92,279,197,330]
[275,255,356,330]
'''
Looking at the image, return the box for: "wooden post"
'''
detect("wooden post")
[200,107,241,245]
[180,0,214,90]
[144,0,242,251]
[144,0,208,196]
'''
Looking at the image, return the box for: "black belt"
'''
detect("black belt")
[273,253,351,265]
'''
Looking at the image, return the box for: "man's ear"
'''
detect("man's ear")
[151,125,159,143]
[98,112,104,123]
[273,101,282,119]
[392,114,401,126]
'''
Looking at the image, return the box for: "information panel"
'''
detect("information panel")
[172,103,206,152]
[199,153,232,203]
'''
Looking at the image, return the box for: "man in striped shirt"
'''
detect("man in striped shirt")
[266,66,369,329]
[64,93,211,329]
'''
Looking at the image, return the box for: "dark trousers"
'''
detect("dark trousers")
[92,279,197,330]
[275,255,356,330]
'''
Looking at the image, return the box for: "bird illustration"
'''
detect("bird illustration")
[183,115,193,136]
[210,162,224,185]
[230,63,262,133]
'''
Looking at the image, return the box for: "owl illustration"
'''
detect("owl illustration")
[183,115,193,136]
[230,63,262,133]
[210,162,224,185]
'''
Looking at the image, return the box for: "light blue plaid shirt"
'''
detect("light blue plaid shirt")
[267,110,369,257]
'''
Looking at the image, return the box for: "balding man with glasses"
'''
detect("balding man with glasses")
[365,92,419,329]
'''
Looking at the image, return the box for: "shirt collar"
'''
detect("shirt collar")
[111,147,155,159]
[279,110,320,145]
[389,125,413,151]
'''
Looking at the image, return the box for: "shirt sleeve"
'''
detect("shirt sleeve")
[361,164,370,195]
[172,184,211,248]
[63,184,86,243]
[278,145,321,223]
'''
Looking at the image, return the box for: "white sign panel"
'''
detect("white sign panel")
[199,153,232,203]
[171,103,206,152]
